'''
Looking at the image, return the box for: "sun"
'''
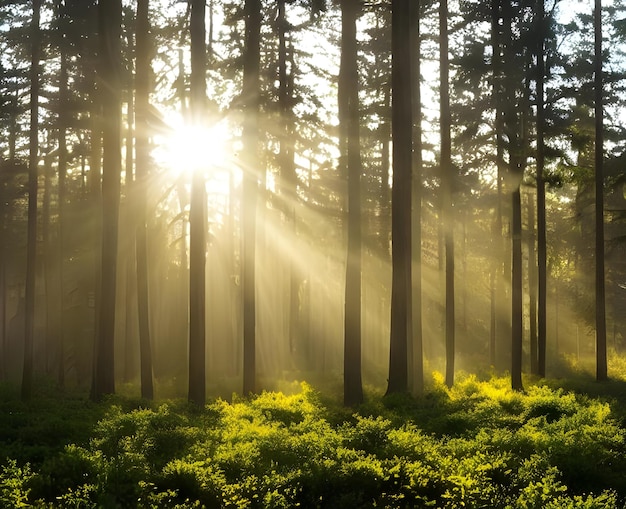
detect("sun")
[153,111,234,177]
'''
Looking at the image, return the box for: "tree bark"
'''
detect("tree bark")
[242,0,261,395]
[93,0,122,400]
[440,0,455,389]
[594,0,607,381]
[135,0,154,400]
[22,0,41,400]
[410,0,423,395]
[387,0,412,396]
[56,39,68,388]
[527,192,538,374]
[536,0,547,377]
[503,0,523,391]
[188,0,207,405]
[511,187,523,390]
[341,0,363,406]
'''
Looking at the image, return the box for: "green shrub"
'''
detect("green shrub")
[0,460,33,508]
[27,444,96,503]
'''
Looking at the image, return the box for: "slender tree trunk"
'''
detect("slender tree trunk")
[594,0,607,381]
[42,149,55,376]
[440,0,455,389]
[380,85,391,247]
[528,192,538,374]
[136,0,154,400]
[410,0,423,395]
[0,262,5,381]
[536,0,547,377]
[89,83,102,394]
[176,48,190,366]
[387,0,413,396]
[242,0,261,395]
[0,155,7,381]
[511,187,523,390]
[503,0,523,392]
[277,0,300,364]
[22,0,41,400]
[93,0,122,400]
[342,0,363,406]
[188,0,207,405]
[123,45,136,385]
[57,43,68,388]
[491,0,508,370]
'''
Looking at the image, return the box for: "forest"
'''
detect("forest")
[1,0,626,506]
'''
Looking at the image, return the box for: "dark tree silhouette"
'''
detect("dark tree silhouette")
[242,0,261,395]
[440,0,455,389]
[410,0,423,395]
[135,0,154,400]
[386,0,412,396]
[341,0,363,406]
[21,0,41,400]
[536,0,548,378]
[92,0,122,400]
[594,0,607,381]
[502,0,523,391]
[188,0,207,406]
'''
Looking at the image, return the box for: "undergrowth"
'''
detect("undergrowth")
[1,374,626,508]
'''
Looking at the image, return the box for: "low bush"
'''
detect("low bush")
[0,377,625,508]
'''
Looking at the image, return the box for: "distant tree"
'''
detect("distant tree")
[502,0,524,391]
[535,0,547,378]
[440,0,455,389]
[491,0,509,371]
[276,0,300,360]
[410,0,423,395]
[242,0,261,395]
[188,0,207,406]
[135,0,154,400]
[341,0,363,406]
[21,0,41,400]
[386,0,412,396]
[93,0,122,400]
[527,191,538,374]
[594,0,607,381]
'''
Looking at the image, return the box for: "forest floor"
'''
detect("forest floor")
[2,367,626,508]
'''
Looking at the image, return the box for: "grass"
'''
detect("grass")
[1,372,626,508]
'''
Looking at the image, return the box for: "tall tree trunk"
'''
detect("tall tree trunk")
[527,192,538,374]
[242,0,261,395]
[22,0,41,400]
[93,0,122,400]
[594,0,607,381]
[503,0,523,391]
[42,148,53,376]
[341,0,363,406]
[410,0,423,395]
[123,40,136,385]
[440,0,455,389]
[387,0,412,396]
[188,0,207,405]
[277,0,300,364]
[56,42,68,388]
[491,0,508,370]
[89,81,102,394]
[536,0,547,377]
[511,187,523,390]
[136,0,154,400]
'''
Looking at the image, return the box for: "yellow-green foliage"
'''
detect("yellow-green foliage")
[1,378,626,508]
